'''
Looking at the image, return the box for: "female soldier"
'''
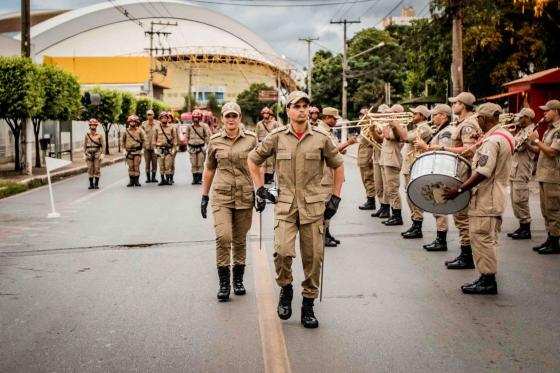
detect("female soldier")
[83,118,105,189]
[200,102,260,301]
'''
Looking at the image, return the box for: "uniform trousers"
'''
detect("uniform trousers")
[539,182,560,236]
[381,165,401,209]
[470,216,501,274]
[212,206,253,267]
[86,153,101,177]
[126,154,141,176]
[144,149,157,173]
[373,162,386,204]
[158,150,174,175]
[190,150,205,173]
[510,181,531,224]
[404,173,423,221]
[432,210,469,245]
[274,217,324,299]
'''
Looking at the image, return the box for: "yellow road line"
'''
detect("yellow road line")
[252,220,292,373]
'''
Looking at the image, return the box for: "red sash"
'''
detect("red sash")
[490,130,514,154]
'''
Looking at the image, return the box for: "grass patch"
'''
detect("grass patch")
[0,180,28,199]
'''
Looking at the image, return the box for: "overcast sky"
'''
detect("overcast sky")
[1,0,429,68]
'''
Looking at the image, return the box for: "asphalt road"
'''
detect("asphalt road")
[1,152,559,372]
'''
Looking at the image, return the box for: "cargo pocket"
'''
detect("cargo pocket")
[213,184,232,204]
[305,194,326,218]
[241,185,254,205]
[276,194,293,216]
[549,188,560,212]
[217,151,231,169]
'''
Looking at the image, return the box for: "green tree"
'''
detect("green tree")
[118,92,137,124]
[206,93,221,117]
[0,57,45,171]
[310,50,342,112]
[236,83,274,125]
[181,93,198,113]
[32,64,81,167]
[136,97,168,121]
[82,87,122,155]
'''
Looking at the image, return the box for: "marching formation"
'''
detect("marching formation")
[82,90,560,329]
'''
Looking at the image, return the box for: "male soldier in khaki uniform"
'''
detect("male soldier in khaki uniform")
[248,91,344,329]
[187,109,211,184]
[507,108,537,240]
[256,107,279,184]
[318,107,356,247]
[371,104,390,218]
[357,108,377,210]
[201,102,257,301]
[83,118,105,190]
[122,115,146,187]
[378,104,406,225]
[444,103,513,294]
[309,106,324,127]
[153,111,178,186]
[528,99,560,254]
[399,105,433,239]
[142,109,160,183]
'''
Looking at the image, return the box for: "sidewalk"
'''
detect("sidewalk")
[0,148,124,198]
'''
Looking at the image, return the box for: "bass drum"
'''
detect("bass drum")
[407,151,471,215]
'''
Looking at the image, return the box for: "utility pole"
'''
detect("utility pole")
[298,36,318,100]
[21,0,31,57]
[450,0,463,95]
[144,21,177,103]
[330,19,360,119]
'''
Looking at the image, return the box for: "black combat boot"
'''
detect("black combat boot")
[169,174,175,185]
[372,203,390,218]
[533,234,550,252]
[423,231,448,251]
[217,266,230,301]
[402,220,423,239]
[461,274,498,295]
[88,177,94,189]
[146,173,152,183]
[166,174,173,185]
[93,177,99,189]
[383,208,403,226]
[538,236,560,255]
[510,223,531,240]
[359,197,376,210]
[127,176,134,187]
[301,297,319,329]
[445,245,475,269]
[325,228,337,247]
[151,172,157,183]
[326,227,340,245]
[191,173,197,185]
[232,264,246,295]
[158,174,167,186]
[507,226,521,238]
[197,173,203,184]
[277,284,293,320]
[134,176,141,187]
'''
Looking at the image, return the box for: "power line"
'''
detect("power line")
[375,0,405,27]
[178,0,379,7]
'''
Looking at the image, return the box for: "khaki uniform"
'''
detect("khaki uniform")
[122,128,146,176]
[371,135,386,204]
[142,119,160,174]
[206,127,257,267]
[310,119,325,127]
[248,123,343,299]
[357,135,376,198]
[535,120,560,236]
[469,128,513,274]
[256,118,279,174]
[83,131,105,177]
[153,123,178,175]
[379,123,404,209]
[452,114,482,246]
[187,122,210,173]
[402,122,433,221]
[509,124,536,224]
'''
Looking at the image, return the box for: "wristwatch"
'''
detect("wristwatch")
[457,187,464,194]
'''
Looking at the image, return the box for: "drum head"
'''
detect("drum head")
[407,174,470,214]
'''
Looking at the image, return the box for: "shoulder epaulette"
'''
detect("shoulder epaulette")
[270,126,287,135]
[312,126,330,136]
[244,130,257,137]
[209,132,222,140]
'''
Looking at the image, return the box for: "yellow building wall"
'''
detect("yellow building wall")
[44,56,150,84]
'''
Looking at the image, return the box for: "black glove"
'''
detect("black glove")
[255,193,266,213]
[324,195,341,220]
[256,186,277,204]
[201,195,209,219]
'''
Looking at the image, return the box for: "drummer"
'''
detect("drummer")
[413,104,474,270]
[398,105,433,239]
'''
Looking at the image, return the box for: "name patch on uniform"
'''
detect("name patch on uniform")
[439,131,452,140]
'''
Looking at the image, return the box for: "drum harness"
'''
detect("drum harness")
[86,133,102,160]
[158,124,173,156]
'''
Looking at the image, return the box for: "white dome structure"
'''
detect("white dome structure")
[20,0,296,109]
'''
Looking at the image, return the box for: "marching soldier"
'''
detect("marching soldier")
[444,103,513,294]
[318,107,356,247]
[186,109,211,185]
[527,99,560,254]
[256,107,279,184]
[248,91,344,329]
[371,104,390,218]
[141,109,160,183]
[153,111,178,186]
[507,108,537,240]
[399,105,433,238]
[378,104,406,226]
[357,108,377,211]
[309,106,324,127]
[83,118,105,190]
[201,102,258,301]
[122,115,146,187]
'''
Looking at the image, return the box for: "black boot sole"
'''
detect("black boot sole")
[446,263,475,269]
[233,287,246,296]
[402,233,423,239]
[278,308,292,320]
[461,287,497,295]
